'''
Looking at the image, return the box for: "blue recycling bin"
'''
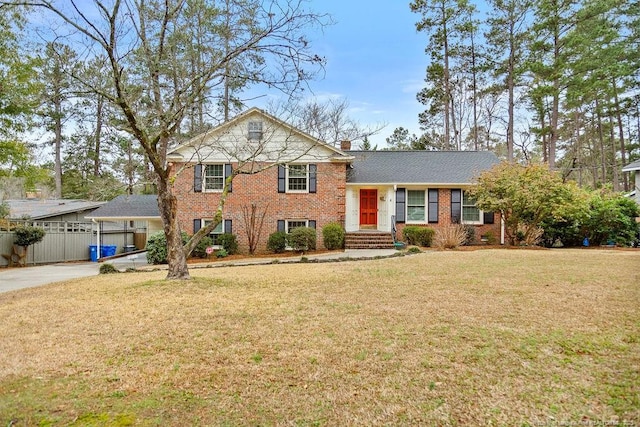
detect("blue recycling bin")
[89,245,98,262]
[100,245,117,257]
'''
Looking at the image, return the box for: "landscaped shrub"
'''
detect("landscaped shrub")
[216,248,228,258]
[216,233,238,255]
[14,226,46,247]
[402,226,434,247]
[463,225,476,245]
[434,225,467,249]
[322,222,345,250]
[288,227,316,251]
[99,263,119,274]
[192,235,214,258]
[267,231,287,253]
[146,231,188,264]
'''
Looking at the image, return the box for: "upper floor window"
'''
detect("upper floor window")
[287,164,308,192]
[248,121,263,140]
[204,164,224,191]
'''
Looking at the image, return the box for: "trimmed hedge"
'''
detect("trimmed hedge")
[267,231,287,253]
[322,222,345,250]
[216,233,238,255]
[402,226,434,247]
[289,227,316,251]
[146,231,189,264]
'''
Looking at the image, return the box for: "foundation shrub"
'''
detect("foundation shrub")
[322,222,345,250]
[289,227,316,251]
[402,226,434,247]
[267,231,287,253]
[434,225,467,249]
[216,233,238,255]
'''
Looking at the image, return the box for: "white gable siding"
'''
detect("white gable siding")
[171,112,339,165]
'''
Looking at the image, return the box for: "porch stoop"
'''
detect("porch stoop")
[344,231,395,249]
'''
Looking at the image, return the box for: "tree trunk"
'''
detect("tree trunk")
[612,79,628,191]
[54,97,63,198]
[157,178,190,280]
[94,96,103,177]
[441,1,451,150]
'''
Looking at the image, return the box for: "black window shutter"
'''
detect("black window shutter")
[428,189,439,223]
[277,165,286,193]
[193,219,201,233]
[194,164,203,192]
[225,164,233,193]
[277,220,285,232]
[483,211,495,224]
[395,188,406,223]
[451,190,462,224]
[309,164,317,193]
[224,219,233,233]
[308,220,316,229]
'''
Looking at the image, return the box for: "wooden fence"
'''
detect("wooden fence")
[0,220,134,266]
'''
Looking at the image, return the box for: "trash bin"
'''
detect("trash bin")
[89,245,98,262]
[124,245,136,253]
[100,245,117,257]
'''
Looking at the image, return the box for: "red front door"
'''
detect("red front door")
[360,189,378,227]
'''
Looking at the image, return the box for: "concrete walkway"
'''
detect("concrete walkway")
[0,249,401,293]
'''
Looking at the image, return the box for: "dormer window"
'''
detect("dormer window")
[248,121,263,140]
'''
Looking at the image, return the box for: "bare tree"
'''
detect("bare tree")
[11,0,329,279]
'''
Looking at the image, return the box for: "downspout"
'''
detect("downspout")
[500,213,505,245]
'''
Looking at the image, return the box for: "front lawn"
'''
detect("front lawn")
[0,249,638,425]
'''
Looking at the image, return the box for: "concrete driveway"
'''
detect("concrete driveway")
[0,252,149,293]
[0,249,400,294]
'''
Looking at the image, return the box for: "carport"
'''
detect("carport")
[85,195,162,260]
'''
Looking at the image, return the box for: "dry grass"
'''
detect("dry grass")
[0,249,639,426]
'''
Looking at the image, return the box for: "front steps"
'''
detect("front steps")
[344,231,395,249]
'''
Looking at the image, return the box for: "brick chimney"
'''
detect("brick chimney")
[340,140,351,151]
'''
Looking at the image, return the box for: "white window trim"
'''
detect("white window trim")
[202,219,224,234]
[285,219,309,233]
[202,164,226,193]
[461,191,483,225]
[286,164,309,193]
[406,189,427,224]
[248,121,263,140]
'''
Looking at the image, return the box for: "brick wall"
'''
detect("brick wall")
[395,188,501,245]
[172,162,346,253]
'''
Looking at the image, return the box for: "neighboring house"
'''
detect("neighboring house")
[4,198,105,222]
[622,160,640,206]
[167,108,502,253]
[85,194,163,252]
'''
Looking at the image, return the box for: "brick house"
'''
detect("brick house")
[167,108,502,253]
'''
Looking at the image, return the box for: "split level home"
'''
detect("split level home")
[167,108,502,253]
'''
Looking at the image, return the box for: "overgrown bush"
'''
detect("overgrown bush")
[540,190,639,247]
[146,231,188,264]
[216,233,238,255]
[14,226,46,247]
[402,226,434,247]
[192,235,214,258]
[322,222,345,250]
[289,227,316,251]
[434,225,467,249]
[99,263,120,274]
[267,231,287,253]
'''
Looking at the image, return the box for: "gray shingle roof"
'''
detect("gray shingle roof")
[622,159,640,172]
[346,150,500,184]
[86,195,160,219]
[5,199,105,220]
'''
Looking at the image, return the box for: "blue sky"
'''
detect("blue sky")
[297,0,427,148]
